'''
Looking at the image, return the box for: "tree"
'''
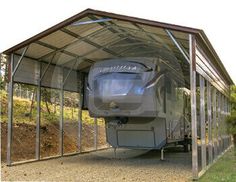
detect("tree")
[41,88,60,115]
[226,85,236,145]
[230,85,236,111]
[0,54,8,90]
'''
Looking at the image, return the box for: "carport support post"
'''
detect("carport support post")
[224,96,227,148]
[94,118,98,150]
[189,34,198,180]
[60,68,64,156]
[78,94,82,152]
[7,54,14,166]
[216,92,220,155]
[218,94,222,154]
[200,76,206,170]
[36,63,42,160]
[212,88,217,159]
[207,81,213,164]
[78,73,83,152]
[7,47,28,165]
[223,95,226,150]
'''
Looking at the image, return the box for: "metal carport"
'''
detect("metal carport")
[1,8,234,180]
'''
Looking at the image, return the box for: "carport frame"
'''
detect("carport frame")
[6,51,108,165]
[2,9,234,180]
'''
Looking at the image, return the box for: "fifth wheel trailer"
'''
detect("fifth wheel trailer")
[2,9,233,180]
[87,58,191,149]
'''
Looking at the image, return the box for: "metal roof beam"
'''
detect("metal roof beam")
[165,29,189,63]
[36,26,111,61]
[133,23,162,43]
[12,46,29,77]
[115,23,189,45]
[88,15,177,60]
[60,36,128,68]
[40,52,57,81]
[61,28,120,57]
[107,22,189,56]
[13,53,86,72]
[88,15,133,41]
[36,41,80,59]
[62,59,80,86]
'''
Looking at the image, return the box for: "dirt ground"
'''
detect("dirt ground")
[1,148,192,182]
[1,122,107,162]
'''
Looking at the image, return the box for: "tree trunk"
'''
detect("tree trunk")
[53,104,56,114]
[233,134,236,146]
[29,89,36,120]
[45,100,51,114]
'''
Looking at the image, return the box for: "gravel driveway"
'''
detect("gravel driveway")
[1,148,192,181]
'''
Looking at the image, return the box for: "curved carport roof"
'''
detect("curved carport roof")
[2,8,233,86]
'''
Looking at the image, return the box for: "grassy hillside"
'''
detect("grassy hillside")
[0,90,103,125]
[0,90,107,162]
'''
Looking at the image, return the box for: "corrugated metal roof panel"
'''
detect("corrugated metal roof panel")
[64,41,96,56]
[25,43,53,59]
[1,9,233,85]
[40,30,75,49]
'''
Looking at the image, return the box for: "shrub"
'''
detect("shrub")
[226,85,236,145]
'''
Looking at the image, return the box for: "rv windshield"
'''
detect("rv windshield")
[94,72,144,103]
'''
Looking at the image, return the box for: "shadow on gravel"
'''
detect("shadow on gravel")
[64,147,192,168]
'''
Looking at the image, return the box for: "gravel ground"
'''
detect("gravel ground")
[1,148,192,182]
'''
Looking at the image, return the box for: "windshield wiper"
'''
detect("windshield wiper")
[143,70,168,89]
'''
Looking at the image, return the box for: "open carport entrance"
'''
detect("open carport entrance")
[1,9,233,180]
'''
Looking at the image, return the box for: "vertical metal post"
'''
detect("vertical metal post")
[222,95,224,151]
[212,88,217,159]
[36,63,41,160]
[228,98,231,114]
[78,73,83,152]
[225,97,228,148]
[59,68,64,156]
[219,94,223,153]
[223,95,226,149]
[225,96,228,148]
[200,76,206,169]
[228,97,231,146]
[189,34,198,180]
[224,97,228,149]
[161,148,164,160]
[227,97,230,147]
[7,54,14,166]
[216,92,220,155]
[223,96,226,149]
[207,81,213,164]
[94,118,98,150]
[226,98,228,115]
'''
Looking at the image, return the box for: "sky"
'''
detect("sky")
[0,0,235,84]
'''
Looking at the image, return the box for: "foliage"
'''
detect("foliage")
[225,85,236,147]
[226,111,236,135]
[0,89,103,126]
[199,148,236,182]
[230,85,236,112]
[226,85,236,135]
[0,54,8,90]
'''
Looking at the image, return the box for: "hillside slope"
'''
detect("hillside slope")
[1,90,107,162]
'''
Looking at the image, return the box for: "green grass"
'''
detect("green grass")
[199,147,236,182]
[0,90,104,126]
